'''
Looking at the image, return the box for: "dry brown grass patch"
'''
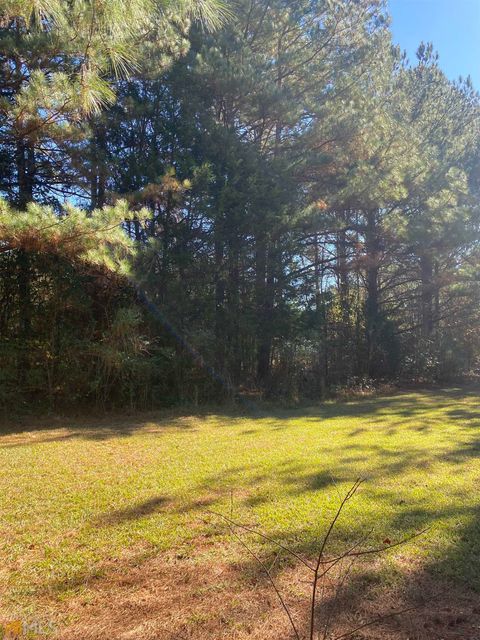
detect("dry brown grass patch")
[46,547,480,640]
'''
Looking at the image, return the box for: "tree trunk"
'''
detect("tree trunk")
[255,230,272,385]
[364,209,381,378]
[214,220,226,372]
[228,244,241,382]
[15,136,35,386]
[336,211,350,380]
[90,120,107,209]
[420,252,434,339]
[314,233,327,396]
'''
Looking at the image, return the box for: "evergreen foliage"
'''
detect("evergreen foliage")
[0,0,479,409]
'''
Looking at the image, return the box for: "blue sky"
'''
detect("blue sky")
[388,0,480,89]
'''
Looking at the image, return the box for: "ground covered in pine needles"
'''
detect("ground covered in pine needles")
[2,388,480,638]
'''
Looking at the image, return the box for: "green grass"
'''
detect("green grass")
[1,388,480,618]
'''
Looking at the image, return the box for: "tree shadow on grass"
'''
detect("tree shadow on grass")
[42,466,480,635]
[94,496,171,526]
[45,509,480,640]
[428,505,480,591]
[0,412,199,446]
[208,484,480,637]
[13,386,480,620]
[181,419,480,588]
[1,386,477,445]
[281,469,341,494]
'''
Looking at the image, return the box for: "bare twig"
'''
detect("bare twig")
[309,478,364,640]
[322,552,358,640]
[319,527,429,565]
[208,510,315,570]
[210,479,426,640]
[223,520,301,640]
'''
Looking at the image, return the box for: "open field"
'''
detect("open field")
[2,388,480,638]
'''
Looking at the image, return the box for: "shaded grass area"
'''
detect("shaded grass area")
[1,388,480,622]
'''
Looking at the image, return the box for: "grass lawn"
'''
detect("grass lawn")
[1,388,480,636]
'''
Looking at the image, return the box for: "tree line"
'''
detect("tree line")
[1,0,479,409]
